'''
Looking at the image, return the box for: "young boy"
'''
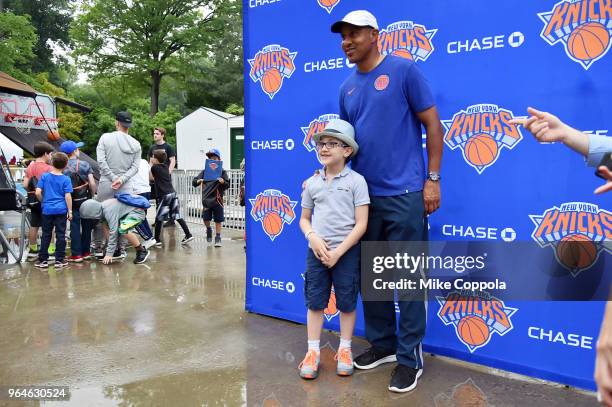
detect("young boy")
[299,119,369,379]
[61,141,97,262]
[150,150,193,245]
[192,148,229,247]
[22,141,54,259]
[79,197,150,264]
[34,152,73,268]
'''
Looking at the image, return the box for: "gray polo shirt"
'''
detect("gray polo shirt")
[302,166,370,249]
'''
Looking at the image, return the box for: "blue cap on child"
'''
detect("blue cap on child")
[206,148,221,159]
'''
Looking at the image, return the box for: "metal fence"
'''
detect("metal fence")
[172,169,245,230]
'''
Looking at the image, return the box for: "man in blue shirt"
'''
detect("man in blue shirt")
[331,10,444,393]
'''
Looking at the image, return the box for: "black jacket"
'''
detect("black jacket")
[192,169,229,208]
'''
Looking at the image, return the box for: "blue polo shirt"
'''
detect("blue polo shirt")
[38,172,73,215]
[339,56,435,196]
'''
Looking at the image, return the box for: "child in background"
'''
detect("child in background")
[61,141,96,262]
[192,148,229,247]
[34,152,73,269]
[150,150,193,245]
[22,141,54,259]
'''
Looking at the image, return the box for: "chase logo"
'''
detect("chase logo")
[538,0,612,69]
[378,21,437,62]
[442,104,524,174]
[301,113,339,162]
[437,291,517,353]
[530,202,612,276]
[317,0,340,14]
[248,44,297,99]
[250,189,297,241]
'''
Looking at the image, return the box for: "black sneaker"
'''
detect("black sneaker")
[388,364,422,393]
[206,227,213,243]
[214,235,222,247]
[353,347,397,370]
[55,260,69,268]
[134,247,149,264]
[112,249,126,260]
[34,260,48,268]
[181,234,194,244]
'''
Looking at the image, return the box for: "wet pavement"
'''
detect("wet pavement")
[0,223,598,406]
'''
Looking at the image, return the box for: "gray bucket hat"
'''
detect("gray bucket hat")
[79,199,103,219]
[313,119,359,158]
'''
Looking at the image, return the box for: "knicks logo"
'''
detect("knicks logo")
[317,0,340,14]
[442,104,525,174]
[301,113,339,161]
[378,21,437,62]
[250,189,297,241]
[530,202,611,276]
[248,44,297,99]
[538,0,612,69]
[437,291,517,353]
[209,162,218,170]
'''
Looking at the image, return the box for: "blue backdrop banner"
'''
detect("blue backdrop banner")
[244,0,612,390]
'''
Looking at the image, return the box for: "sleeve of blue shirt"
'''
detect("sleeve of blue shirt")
[586,134,612,167]
[37,172,47,191]
[301,179,314,209]
[403,64,435,113]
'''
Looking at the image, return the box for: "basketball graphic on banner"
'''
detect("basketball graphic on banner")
[464,134,498,166]
[556,233,598,270]
[458,315,490,347]
[392,49,414,60]
[47,130,60,141]
[263,212,283,238]
[262,68,283,95]
[567,22,610,61]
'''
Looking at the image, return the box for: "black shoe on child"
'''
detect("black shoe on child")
[181,234,194,244]
[134,247,149,264]
[388,364,422,393]
[353,347,397,370]
[206,227,213,243]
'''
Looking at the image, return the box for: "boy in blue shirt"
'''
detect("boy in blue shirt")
[34,152,73,268]
[299,119,370,379]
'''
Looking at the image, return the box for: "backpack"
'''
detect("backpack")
[115,192,151,209]
[26,175,40,209]
[65,160,91,209]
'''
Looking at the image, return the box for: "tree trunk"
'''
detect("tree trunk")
[150,70,161,116]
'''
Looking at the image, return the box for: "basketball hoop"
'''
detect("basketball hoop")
[14,115,34,135]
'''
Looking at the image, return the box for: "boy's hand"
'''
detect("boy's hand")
[309,234,330,261]
[197,179,204,185]
[321,249,341,268]
[111,178,123,190]
[67,211,73,221]
[217,177,225,184]
[102,255,113,264]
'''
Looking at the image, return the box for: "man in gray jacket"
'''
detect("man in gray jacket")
[94,111,142,257]
[97,111,141,199]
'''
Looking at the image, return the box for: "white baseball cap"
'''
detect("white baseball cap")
[331,10,379,33]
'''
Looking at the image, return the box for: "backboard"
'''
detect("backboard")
[0,92,57,135]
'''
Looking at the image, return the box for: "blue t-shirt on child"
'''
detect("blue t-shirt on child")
[339,55,435,196]
[38,172,73,215]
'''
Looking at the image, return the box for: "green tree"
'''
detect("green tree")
[71,0,227,117]
[0,12,37,81]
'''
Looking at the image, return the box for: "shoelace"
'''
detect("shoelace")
[299,350,318,369]
[334,348,352,365]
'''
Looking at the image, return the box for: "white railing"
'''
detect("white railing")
[172,169,245,230]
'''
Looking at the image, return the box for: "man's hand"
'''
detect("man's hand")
[321,249,341,268]
[309,233,330,261]
[423,180,441,214]
[111,178,123,190]
[596,166,612,195]
[510,107,569,143]
[217,177,225,184]
[102,255,113,264]
[67,211,73,221]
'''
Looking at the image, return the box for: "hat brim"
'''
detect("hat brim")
[206,153,220,159]
[313,130,359,158]
[75,142,85,148]
[331,20,376,33]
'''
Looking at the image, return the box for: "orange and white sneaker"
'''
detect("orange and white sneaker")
[299,349,320,379]
[335,347,354,376]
